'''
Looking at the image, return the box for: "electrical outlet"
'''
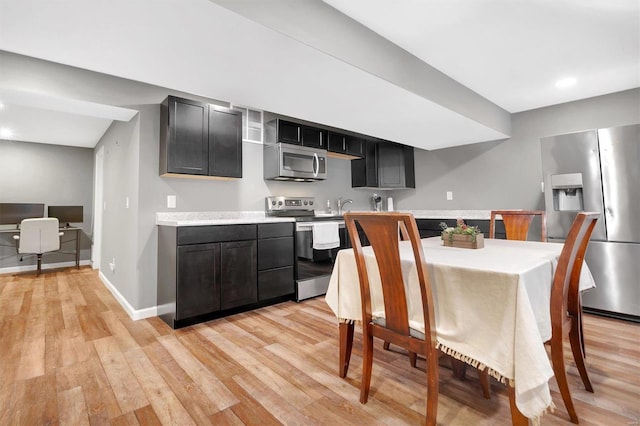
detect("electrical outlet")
[125,196,130,209]
[109,258,116,272]
[167,195,176,209]
[446,191,453,201]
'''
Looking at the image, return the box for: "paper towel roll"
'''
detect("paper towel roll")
[387,197,394,211]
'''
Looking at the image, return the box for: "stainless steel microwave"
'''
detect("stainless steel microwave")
[264,143,327,181]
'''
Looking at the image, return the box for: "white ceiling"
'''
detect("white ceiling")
[324,0,640,112]
[0,0,637,150]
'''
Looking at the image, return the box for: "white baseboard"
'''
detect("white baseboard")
[98,271,157,321]
[0,259,92,275]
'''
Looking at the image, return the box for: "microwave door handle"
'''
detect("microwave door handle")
[313,153,319,177]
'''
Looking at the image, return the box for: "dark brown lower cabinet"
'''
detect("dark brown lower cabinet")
[415,219,500,239]
[158,223,294,329]
[257,222,295,301]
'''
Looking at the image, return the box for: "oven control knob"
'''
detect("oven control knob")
[303,201,308,205]
[278,201,283,206]
[271,201,276,206]
[309,200,314,205]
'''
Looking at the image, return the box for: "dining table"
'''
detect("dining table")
[325,236,596,424]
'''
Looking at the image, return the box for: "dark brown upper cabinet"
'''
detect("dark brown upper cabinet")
[351,141,415,189]
[327,131,365,159]
[160,96,242,178]
[265,119,326,149]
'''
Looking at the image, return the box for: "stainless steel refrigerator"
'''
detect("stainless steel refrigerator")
[541,124,640,322]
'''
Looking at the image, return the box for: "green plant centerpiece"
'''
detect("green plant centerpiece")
[440,219,484,249]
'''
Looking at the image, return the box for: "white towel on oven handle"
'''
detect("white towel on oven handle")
[312,221,340,250]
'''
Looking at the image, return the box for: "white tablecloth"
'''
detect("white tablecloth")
[325,237,596,420]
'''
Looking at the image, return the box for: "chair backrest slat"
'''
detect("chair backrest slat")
[489,210,547,241]
[344,212,437,346]
[550,212,599,336]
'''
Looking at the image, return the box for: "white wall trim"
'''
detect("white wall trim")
[98,271,157,321]
[0,260,92,275]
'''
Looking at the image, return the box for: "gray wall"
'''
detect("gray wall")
[95,114,140,306]
[393,88,640,211]
[100,104,376,310]
[101,88,639,312]
[0,140,93,268]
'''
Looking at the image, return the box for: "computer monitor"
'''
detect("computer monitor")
[48,205,84,227]
[0,203,45,226]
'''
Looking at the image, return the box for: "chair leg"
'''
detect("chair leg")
[383,341,418,368]
[37,254,42,276]
[550,337,579,423]
[569,318,594,393]
[450,357,467,380]
[478,369,491,399]
[339,322,354,378]
[360,326,374,404]
[425,350,439,426]
[409,352,417,368]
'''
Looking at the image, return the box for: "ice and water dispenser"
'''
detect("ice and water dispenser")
[551,173,584,211]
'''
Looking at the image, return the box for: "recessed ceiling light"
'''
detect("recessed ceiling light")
[0,128,14,139]
[555,77,577,89]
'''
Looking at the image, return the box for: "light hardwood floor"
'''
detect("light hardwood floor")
[1,267,638,425]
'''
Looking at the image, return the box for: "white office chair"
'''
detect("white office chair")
[13,218,64,276]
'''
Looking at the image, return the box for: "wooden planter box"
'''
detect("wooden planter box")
[441,233,484,249]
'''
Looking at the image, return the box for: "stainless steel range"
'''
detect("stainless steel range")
[265,196,347,301]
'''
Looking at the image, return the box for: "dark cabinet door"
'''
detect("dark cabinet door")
[220,240,257,310]
[327,131,346,153]
[278,120,302,145]
[209,106,242,178]
[301,126,326,149]
[378,142,406,188]
[352,141,379,187]
[345,135,365,157]
[167,97,208,175]
[176,243,220,319]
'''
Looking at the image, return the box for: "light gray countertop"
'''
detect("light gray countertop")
[156,211,294,227]
[405,210,492,220]
[156,209,492,227]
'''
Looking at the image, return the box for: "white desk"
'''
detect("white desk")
[325,237,595,422]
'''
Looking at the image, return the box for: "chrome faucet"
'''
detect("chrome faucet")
[337,197,353,215]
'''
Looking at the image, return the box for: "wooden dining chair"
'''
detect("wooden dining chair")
[489,210,547,241]
[479,212,598,422]
[344,212,440,425]
[547,211,599,423]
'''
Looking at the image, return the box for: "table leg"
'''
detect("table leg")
[339,322,354,378]
[75,229,80,268]
[508,384,529,426]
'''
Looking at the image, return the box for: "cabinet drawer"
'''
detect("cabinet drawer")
[258,222,294,239]
[258,267,294,301]
[258,237,294,270]
[178,224,256,245]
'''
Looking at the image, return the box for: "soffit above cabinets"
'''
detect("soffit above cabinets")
[1,0,636,150]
